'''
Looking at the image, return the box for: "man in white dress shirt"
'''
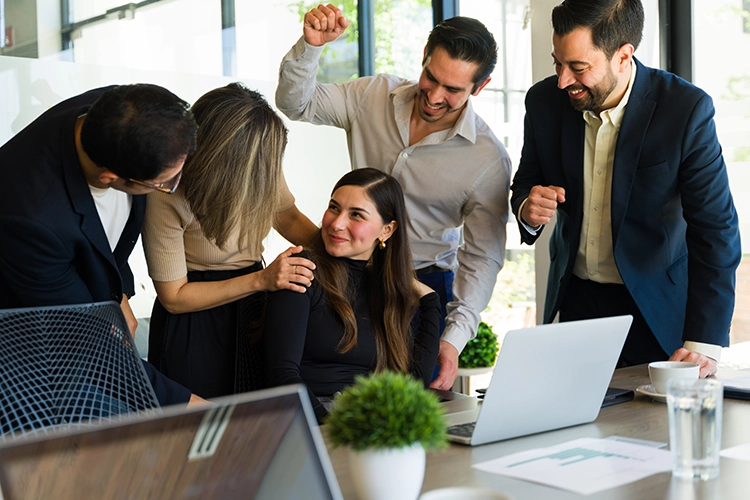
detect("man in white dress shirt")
[276,5,511,389]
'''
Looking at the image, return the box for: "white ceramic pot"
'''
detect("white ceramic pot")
[349,443,426,500]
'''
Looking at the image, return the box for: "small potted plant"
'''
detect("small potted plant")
[458,321,500,376]
[326,371,447,500]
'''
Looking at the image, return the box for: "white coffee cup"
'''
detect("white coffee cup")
[648,361,700,394]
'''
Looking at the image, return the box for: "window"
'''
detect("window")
[373,0,433,78]
[460,0,534,331]
[1,0,535,345]
[69,0,224,75]
[693,0,750,347]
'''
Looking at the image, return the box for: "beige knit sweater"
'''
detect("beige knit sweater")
[142,176,295,283]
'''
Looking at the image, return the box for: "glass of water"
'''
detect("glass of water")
[666,378,723,480]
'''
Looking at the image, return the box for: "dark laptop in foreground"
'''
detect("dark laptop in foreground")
[445,315,633,446]
[0,385,342,500]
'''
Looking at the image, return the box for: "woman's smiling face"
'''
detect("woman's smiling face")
[321,185,396,261]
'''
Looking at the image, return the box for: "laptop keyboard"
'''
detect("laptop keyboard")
[447,421,476,438]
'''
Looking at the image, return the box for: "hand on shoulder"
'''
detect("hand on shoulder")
[261,245,316,293]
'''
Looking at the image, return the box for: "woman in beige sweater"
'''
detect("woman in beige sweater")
[142,83,317,398]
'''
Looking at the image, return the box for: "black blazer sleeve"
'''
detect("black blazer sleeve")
[0,216,96,305]
[141,360,191,407]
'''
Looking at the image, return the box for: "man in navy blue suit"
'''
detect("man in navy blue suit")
[0,84,200,405]
[511,0,740,378]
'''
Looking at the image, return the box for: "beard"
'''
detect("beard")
[567,67,618,112]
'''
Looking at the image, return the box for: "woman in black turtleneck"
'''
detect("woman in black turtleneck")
[263,168,441,423]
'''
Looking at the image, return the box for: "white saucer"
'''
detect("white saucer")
[636,384,667,403]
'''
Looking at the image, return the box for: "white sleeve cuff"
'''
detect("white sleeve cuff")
[683,341,722,362]
[441,326,470,355]
[297,37,325,61]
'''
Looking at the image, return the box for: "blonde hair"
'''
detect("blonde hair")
[182,83,286,250]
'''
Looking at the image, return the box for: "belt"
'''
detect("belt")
[416,265,449,275]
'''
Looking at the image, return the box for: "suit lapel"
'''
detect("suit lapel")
[611,59,656,244]
[61,119,119,269]
[113,195,145,265]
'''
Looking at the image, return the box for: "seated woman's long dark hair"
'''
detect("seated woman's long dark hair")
[307,168,419,373]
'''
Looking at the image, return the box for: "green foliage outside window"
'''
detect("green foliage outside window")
[289,0,431,82]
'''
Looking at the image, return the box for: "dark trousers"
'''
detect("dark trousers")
[560,275,668,367]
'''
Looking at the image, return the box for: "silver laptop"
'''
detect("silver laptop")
[446,315,633,446]
[0,385,343,500]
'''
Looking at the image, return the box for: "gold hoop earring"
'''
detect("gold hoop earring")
[379,239,386,250]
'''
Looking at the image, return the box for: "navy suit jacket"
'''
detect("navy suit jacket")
[510,59,741,355]
[0,88,142,307]
[0,88,190,405]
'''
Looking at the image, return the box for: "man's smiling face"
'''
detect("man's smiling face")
[415,46,486,125]
[552,27,625,113]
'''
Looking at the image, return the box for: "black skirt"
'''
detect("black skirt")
[147,263,267,399]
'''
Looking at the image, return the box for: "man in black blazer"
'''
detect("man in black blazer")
[0,84,199,405]
[511,0,740,378]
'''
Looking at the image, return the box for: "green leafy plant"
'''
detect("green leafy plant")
[459,322,499,368]
[326,371,447,451]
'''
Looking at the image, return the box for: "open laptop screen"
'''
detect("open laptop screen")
[0,385,342,500]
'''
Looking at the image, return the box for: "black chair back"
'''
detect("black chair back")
[0,301,160,440]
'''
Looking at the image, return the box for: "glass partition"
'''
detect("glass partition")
[693,0,750,346]
[460,0,534,332]
[0,0,353,330]
[374,0,432,78]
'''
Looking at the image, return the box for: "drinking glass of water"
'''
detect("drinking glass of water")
[666,378,723,481]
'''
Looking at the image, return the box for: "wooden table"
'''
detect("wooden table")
[324,365,750,499]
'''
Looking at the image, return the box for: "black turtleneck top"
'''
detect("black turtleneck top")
[263,257,441,421]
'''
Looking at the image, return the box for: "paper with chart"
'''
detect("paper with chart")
[473,437,672,495]
[721,442,750,461]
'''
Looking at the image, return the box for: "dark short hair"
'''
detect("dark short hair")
[80,84,197,181]
[552,0,644,59]
[423,16,498,92]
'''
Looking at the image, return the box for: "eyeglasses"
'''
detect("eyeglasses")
[128,170,182,194]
